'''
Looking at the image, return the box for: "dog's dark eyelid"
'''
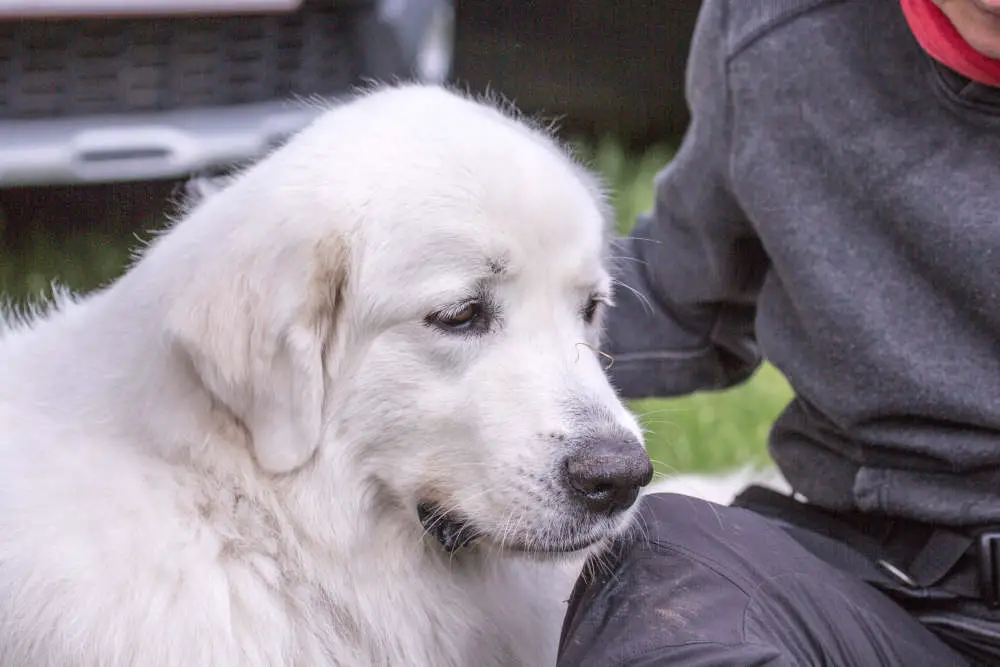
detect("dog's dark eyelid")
[425,300,491,334]
[582,293,605,324]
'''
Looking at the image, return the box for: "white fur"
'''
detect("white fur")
[0,84,659,667]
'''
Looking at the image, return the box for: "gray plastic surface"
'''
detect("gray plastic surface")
[0,0,453,187]
[0,100,323,186]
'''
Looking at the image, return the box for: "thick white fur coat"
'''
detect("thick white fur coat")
[0,84,779,667]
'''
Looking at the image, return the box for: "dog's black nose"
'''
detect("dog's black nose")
[565,436,653,515]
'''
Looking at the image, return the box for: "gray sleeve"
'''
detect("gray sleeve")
[602,0,767,400]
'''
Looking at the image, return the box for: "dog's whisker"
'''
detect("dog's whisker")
[611,278,654,315]
[605,255,649,266]
[413,485,508,554]
[497,507,523,555]
[645,457,677,473]
[617,235,662,245]
[573,341,616,370]
[634,406,699,417]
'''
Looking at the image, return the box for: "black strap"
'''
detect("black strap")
[907,529,975,587]
[732,485,889,560]
[732,485,989,603]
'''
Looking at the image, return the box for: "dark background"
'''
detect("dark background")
[0,1,702,235]
[452,0,700,149]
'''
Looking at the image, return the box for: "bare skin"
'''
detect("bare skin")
[934,0,1000,58]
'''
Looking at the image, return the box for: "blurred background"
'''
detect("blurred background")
[0,0,790,477]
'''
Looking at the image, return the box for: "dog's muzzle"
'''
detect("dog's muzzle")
[418,502,482,553]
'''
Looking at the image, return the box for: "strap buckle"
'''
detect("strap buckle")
[978,531,1000,608]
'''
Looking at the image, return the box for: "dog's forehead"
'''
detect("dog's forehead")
[382,147,605,266]
[354,194,609,317]
[315,87,613,298]
[365,171,608,295]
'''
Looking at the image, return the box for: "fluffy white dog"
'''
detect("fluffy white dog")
[0,85,662,666]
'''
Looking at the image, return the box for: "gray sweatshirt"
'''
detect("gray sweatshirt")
[605,0,1000,526]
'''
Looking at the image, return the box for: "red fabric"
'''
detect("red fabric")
[901,0,1000,87]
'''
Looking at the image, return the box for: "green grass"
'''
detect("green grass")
[576,137,793,474]
[0,140,793,475]
[0,228,134,300]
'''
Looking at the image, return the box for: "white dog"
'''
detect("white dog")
[0,85,663,666]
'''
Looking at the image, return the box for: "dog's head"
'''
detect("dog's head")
[160,85,652,557]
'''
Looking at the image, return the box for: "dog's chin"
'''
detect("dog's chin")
[417,501,622,558]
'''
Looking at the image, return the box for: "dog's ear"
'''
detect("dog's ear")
[166,235,347,475]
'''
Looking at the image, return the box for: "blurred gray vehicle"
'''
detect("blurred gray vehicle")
[0,0,454,187]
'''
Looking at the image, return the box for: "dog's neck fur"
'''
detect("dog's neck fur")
[0,282,575,666]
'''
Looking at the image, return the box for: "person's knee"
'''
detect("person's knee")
[563,493,969,666]
[560,493,776,662]
[631,490,769,550]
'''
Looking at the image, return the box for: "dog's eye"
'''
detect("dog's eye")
[446,303,479,326]
[582,297,602,324]
[428,301,486,332]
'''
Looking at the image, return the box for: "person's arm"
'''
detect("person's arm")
[603,0,767,400]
